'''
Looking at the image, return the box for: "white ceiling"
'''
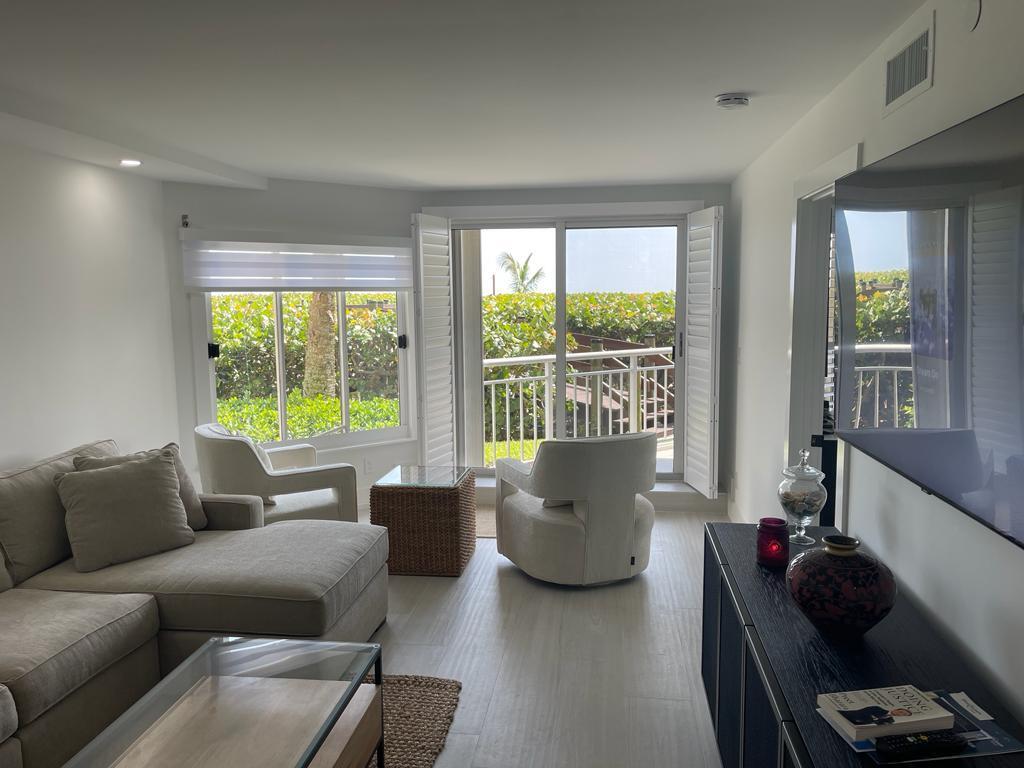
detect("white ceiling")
[0,0,921,190]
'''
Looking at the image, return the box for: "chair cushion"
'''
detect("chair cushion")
[58,453,196,573]
[265,489,339,523]
[0,685,15,742]
[0,589,157,725]
[0,440,118,583]
[22,521,388,637]
[74,443,207,530]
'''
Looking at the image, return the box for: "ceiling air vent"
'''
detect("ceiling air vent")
[882,12,935,115]
[886,31,929,105]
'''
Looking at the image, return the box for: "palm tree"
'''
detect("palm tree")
[498,252,545,293]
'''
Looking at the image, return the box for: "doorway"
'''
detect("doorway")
[457,222,684,474]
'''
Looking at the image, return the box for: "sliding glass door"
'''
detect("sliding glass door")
[565,226,681,470]
[458,222,684,473]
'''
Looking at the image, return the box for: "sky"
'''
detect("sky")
[479,227,677,294]
[842,210,909,271]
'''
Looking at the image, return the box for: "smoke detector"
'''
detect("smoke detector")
[715,93,750,109]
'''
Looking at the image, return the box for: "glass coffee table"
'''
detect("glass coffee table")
[370,465,476,576]
[65,637,384,768]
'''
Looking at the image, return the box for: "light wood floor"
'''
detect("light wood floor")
[370,508,726,768]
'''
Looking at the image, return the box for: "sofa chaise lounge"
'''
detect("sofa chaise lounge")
[0,440,388,768]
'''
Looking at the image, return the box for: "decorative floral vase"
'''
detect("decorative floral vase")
[786,535,897,635]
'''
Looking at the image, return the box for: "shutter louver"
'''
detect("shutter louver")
[682,206,724,499]
[968,188,1023,470]
[413,213,457,467]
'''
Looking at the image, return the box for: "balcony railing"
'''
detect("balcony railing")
[482,346,673,464]
[482,342,915,465]
[852,342,913,429]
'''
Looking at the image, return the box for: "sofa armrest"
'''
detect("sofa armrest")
[263,443,317,470]
[199,494,265,530]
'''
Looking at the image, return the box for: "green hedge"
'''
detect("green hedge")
[217,391,400,443]
[211,292,398,401]
[854,270,910,343]
[480,291,676,361]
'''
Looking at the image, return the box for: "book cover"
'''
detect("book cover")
[817,685,954,741]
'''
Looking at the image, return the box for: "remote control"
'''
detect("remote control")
[874,730,969,762]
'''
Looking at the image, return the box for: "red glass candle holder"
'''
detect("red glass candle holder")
[756,517,789,568]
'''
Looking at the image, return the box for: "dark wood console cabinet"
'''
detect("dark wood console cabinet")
[701,523,1024,768]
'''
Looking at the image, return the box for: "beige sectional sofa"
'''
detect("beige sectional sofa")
[0,440,388,768]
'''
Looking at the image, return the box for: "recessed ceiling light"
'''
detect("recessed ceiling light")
[119,158,143,168]
[715,93,750,109]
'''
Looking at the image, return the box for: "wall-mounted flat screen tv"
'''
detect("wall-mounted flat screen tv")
[835,93,1024,547]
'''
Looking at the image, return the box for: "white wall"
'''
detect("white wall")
[0,142,180,468]
[729,0,1024,717]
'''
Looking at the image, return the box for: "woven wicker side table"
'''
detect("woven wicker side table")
[370,465,476,576]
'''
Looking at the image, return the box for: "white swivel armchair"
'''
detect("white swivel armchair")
[194,424,358,524]
[496,432,657,586]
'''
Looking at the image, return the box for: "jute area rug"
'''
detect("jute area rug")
[365,675,462,768]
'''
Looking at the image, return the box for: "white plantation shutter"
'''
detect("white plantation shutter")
[968,187,1023,470]
[413,213,457,466]
[682,206,724,499]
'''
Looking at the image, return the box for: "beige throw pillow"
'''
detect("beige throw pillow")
[74,443,207,530]
[58,452,195,573]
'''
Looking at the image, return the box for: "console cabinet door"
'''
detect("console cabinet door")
[742,627,792,768]
[716,565,751,768]
[780,721,812,768]
[702,530,722,722]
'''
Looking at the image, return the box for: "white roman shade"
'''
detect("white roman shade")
[181,234,413,291]
[682,206,724,499]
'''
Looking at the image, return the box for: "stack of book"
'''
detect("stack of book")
[818,685,954,742]
[817,685,1024,763]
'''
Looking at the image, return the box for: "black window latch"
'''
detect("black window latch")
[208,343,221,359]
[397,334,408,350]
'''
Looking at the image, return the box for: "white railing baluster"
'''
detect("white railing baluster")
[543,361,553,440]
[490,383,497,462]
[855,370,864,427]
[606,372,613,436]
[519,380,525,459]
[572,374,578,438]
[629,356,639,433]
[584,377,590,437]
[531,383,538,455]
[892,369,899,427]
[618,371,626,435]
[873,374,880,427]
[505,387,512,460]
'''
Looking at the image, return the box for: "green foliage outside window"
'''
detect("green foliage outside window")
[210,280,910,443]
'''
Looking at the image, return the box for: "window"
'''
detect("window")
[210,290,407,444]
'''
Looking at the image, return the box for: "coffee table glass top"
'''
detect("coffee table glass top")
[374,464,471,488]
[65,637,381,768]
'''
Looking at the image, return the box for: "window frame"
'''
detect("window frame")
[199,288,415,450]
[452,214,694,479]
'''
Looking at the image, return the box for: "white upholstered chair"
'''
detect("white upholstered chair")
[194,424,358,523]
[496,432,657,585]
